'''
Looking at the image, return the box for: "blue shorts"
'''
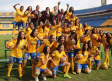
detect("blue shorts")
[9,56,22,64]
[52,64,63,75]
[95,60,100,66]
[74,49,80,56]
[37,40,44,45]
[77,63,88,69]
[13,21,23,29]
[36,52,40,62]
[24,23,27,27]
[23,52,36,60]
[36,67,47,73]
[66,52,74,58]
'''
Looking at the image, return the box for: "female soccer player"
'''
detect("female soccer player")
[22,29,41,77]
[91,28,101,50]
[51,35,65,53]
[83,22,93,32]
[35,46,56,81]
[51,44,71,78]
[76,43,90,74]
[6,31,28,81]
[63,23,71,37]
[88,40,101,71]
[64,32,77,74]
[23,6,32,30]
[12,3,24,38]
[39,7,50,23]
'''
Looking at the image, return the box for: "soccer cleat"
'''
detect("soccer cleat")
[72,71,76,75]
[42,74,46,80]
[35,76,39,81]
[6,77,9,81]
[64,74,71,78]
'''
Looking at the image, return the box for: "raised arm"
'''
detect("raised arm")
[13,3,20,10]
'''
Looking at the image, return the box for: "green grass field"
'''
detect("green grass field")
[0,35,112,81]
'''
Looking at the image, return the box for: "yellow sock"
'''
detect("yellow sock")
[12,28,15,38]
[88,60,92,69]
[32,64,35,75]
[65,64,70,74]
[43,71,52,76]
[104,53,108,65]
[18,64,22,77]
[64,66,67,73]
[70,60,74,71]
[7,64,13,77]
[107,54,109,65]
[22,63,26,73]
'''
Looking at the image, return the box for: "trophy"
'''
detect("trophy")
[58,1,61,5]
[70,39,75,52]
[66,3,69,8]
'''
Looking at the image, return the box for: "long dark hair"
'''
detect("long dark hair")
[83,22,88,28]
[30,29,37,37]
[84,29,89,35]
[69,7,74,13]
[92,28,97,34]
[46,7,50,13]
[70,31,77,45]
[88,40,93,49]
[58,35,65,43]
[20,6,24,10]
[57,44,64,50]
[82,42,88,55]
[16,31,25,46]
[25,6,32,12]
[106,32,111,44]
[43,45,49,54]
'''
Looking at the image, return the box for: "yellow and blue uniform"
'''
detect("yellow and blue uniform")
[84,26,93,31]
[81,35,91,46]
[49,25,58,38]
[74,36,81,56]
[24,11,31,27]
[9,39,27,64]
[51,50,66,75]
[13,8,24,28]
[92,34,100,49]
[35,53,49,73]
[23,36,39,60]
[76,24,83,36]
[44,26,50,36]
[64,27,71,36]
[65,11,72,20]
[36,39,54,61]
[24,27,32,37]
[89,46,100,66]
[56,26,62,38]
[77,50,90,69]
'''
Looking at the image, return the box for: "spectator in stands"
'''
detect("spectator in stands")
[31,5,41,28]
[12,3,24,38]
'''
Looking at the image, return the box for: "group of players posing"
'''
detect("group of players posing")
[5,2,112,81]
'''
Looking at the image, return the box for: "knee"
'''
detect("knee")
[77,71,81,74]
[35,72,40,76]
[86,70,90,74]
[48,71,52,76]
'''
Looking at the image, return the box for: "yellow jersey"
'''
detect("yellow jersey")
[26,36,39,53]
[37,26,45,38]
[77,50,90,64]
[84,26,93,31]
[10,39,27,58]
[65,11,72,19]
[57,27,62,37]
[44,26,50,36]
[36,53,49,69]
[24,11,31,23]
[71,26,76,31]
[49,25,58,38]
[14,8,24,23]
[74,36,81,49]
[37,39,54,53]
[25,27,32,37]
[101,34,107,49]
[88,46,100,60]
[92,34,100,47]
[76,24,83,36]
[51,50,66,68]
